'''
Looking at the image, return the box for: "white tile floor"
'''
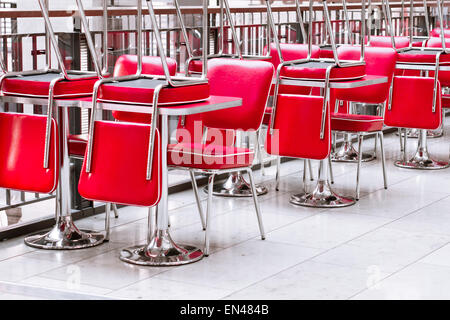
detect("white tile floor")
[1,127,450,300]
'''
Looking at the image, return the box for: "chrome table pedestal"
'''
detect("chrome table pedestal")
[24,106,106,249]
[395,129,449,170]
[290,158,355,208]
[207,171,268,197]
[331,133,375,162]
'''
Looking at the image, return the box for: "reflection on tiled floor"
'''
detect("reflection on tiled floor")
[2,127,450,300]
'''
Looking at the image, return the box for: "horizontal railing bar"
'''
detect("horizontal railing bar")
[0,2,439,19]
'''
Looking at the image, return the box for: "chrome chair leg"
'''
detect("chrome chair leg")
[257,129,266,176]
[398,128,404,153]
[379,132,388,189]
[112,203,119,219]
[147,206,156,243]
[303,159,308,193]
[190,170,206,230]
[308,159,314,181]
[205,174,216,256]
[275,156,281,191]
[247,168,266,240]
[373,132,378,159]
[105,203,111,241]
[356,134,363,200]
[328,156,334,184]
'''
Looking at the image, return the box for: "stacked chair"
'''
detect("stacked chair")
[78,0,215,265]
[0,0,110,249]
[264,0,372,208]
[388,0,450,169]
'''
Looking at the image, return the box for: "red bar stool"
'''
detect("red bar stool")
[0,0,110,249]
[385,76,447,169]
[168,58,274,256]
[330,46,396,199]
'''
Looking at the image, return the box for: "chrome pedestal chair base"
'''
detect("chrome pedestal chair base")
[24,216,105,250]
[394,154,450,170]
[290,179,356,208]
[396,129,449,170]
[331,141,376,162]
[205,172,268,197]
[120,229,204,266]
[396,128,444,139]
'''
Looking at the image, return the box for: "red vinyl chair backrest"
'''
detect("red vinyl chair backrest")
[200,58,274,131]
[384,76,442,130]
[113,54,177,77]
[367,36,410,49]
[111,55,178,123]
[0,113,59,194]
[332,46,397,105]
[265,94,331,160]
[263,43,319,95]
[263,43,320,70]
[78,121,162,207]
[426,38,450,86]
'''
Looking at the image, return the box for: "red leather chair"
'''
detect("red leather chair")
[0,113,59,194]
[385,76,448,169]
[329,46,395,199]
[264,94,349,207]
[167,58,274,256]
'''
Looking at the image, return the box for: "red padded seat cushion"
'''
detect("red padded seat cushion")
[384,76,442,130]
[367,36,410,49]
[331,113,384,132]
[397,47,450,64]
[265,94,331,160]
[78,121,162,207]
[111,55,178,123]
[280,61,366,81]
[431,28,450,38]
[0,113,59,193]
[1,72,98,98]
[167,142,254,170]
[98,78,210,107]
[68,134,87,157]
[332,46,397,104]
[264,43,320,69]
